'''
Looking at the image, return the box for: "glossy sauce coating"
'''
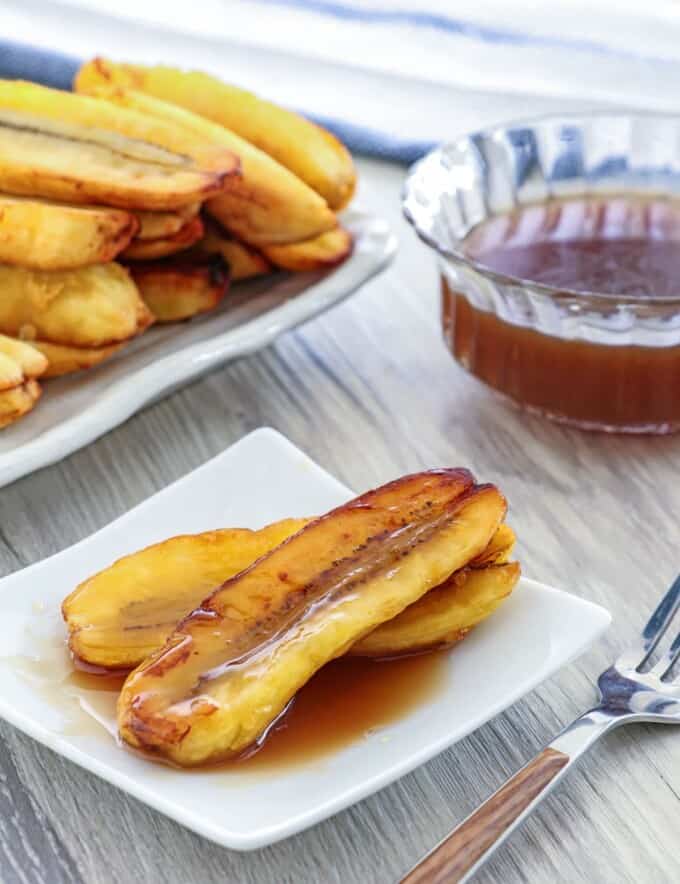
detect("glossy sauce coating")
[464,197,680,297]
[445,197,680,430]
[118,472,505,765]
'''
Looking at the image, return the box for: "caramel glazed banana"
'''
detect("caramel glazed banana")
[117,469,507,766]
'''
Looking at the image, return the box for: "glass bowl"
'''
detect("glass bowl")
[402,112,680,434]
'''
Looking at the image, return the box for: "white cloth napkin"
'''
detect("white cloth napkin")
[4,0,680,160]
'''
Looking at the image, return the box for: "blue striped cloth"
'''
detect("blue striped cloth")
[0,38,433,163]
[2,1,679,165]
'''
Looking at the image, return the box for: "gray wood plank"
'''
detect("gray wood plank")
[1,158,679,883]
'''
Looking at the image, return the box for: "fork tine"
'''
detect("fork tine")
[650,628,680,681]
[617,573,680,670]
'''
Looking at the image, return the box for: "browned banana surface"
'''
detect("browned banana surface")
[34,340,126,377]
[0,379,42,428]
[262,227,353,272]
[350,562,520,657]
[129,254,229,322]
[0,195,138,270]
[63,518,308,669]
[122,216,205,261]
[118,470,506,765]
[63,519,512,671]
[0,80,238,209]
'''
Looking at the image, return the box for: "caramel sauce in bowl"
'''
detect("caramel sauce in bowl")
[402,113,680,433]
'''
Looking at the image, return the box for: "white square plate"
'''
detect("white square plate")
[0,209,395,489]
[0,428,610,850]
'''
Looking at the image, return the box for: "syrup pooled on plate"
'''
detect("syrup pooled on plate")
[443,196,680,431]
[58,651,447,770]
[226,651,447,771]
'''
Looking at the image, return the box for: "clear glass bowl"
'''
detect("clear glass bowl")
[402,112,680,433]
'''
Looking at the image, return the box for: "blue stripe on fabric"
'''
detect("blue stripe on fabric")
[0,39,428,163]
[0,40,79,90]
[257,0,675,65]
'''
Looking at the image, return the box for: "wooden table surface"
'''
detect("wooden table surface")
[1,158,679,884]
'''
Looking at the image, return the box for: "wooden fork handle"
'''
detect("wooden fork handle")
[401,748,570,884]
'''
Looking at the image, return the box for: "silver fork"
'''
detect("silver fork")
[401,575,680,884]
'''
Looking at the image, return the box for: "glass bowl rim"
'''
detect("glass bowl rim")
[402,109,680,306]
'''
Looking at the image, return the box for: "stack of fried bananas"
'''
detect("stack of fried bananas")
[0,59,356,428]
[62,469,520,767]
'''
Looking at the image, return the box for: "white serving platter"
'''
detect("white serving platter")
[0,428,610,850]
[0,209,395,488]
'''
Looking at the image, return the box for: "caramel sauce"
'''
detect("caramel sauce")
[220,651,447,771]
[445,197,680,430]
[464,197,680,297]
[5,632,446,770]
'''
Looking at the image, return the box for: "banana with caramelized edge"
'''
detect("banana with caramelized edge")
[0,335,48,428]
[118,470,506,765]
[63,519,309,670]
[122,216,205,261]
[77,84,337,246]
[0,263,153,350]
[76,58,356,210]
[0,80,237,209]
[262,227,354,272]
[34,340,126,378]
[349,563,520,657]
[129,255,230,322]
[192,220,271,281]
[62,518,515,670]
[134,203,200,241]
[0,195,138,270]
[471,522,515,566]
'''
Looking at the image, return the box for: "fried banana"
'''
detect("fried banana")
[61,518,513,671]
[262,226,354,272]
[0,380,42,429]
[350,563,520,657]
[33,340,126,377]
[121,216,204,261]
[0,81,237,209]
[471,523,515,566]
[118,471,505,765]
[134,203,200,241]
[192,220,271,281]
[0,335,48,388]
[129,254,230,322]
[0,335,48,428]
[0,263,153,349]
[76,58,356,210]
[0,195,138,270]
[63,518,308,670]
[77,83,337,246]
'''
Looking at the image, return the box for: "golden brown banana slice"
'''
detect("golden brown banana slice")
[76,58,356,210]
[0,335,48,389]
[33,340,125,377]
[470,523,515,566]
[0,195,138,270]
[350,563,520,657]
[78,83,337,246]
[0,335,47,428]
[262,227,353,272]
[63,518,308,670]
[0,263,153,349]
[61,519,513,671]
[121,216,205,261]
[134,203,200,241]
[118,471,505,765]
[0,379,42,429]
[192,221,271,281]
[129,255,229,322]
[0,81,237,209]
